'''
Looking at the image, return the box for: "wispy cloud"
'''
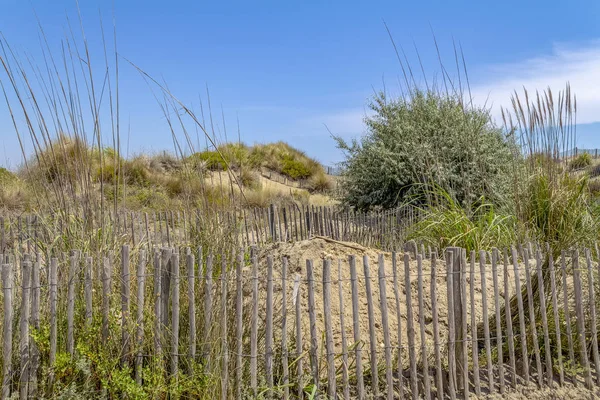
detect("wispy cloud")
[274,40,600,147]
[298,107,372,139]
[470,40,600,125]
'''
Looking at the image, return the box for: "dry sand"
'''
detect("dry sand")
[240,237,592,398]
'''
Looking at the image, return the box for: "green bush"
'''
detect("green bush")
[522,171,597,249]
[407,188,517,253]
[248,142,323,180]
[334,89,517,210]
[0,167,16,184]
[281,155,312,180]
[569,152,592,170]
[218,142,249,169]
[189,151,227,171]
[94,158,151,186]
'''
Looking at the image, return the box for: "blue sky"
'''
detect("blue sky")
[1,0,599,168]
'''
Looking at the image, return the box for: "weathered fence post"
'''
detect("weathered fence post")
[101,257,112,345]
[266,256,274,396]
[220,258,229,400]
[349,255,365,399]
[2,262,13,400]
[445,249,457,400]
[188,251,197,365]
[19,258,32,399]
[135,250,147,385]
[84,256,93,326]
[154,250,163,358]
[306,259,319,393]
[121,245,131,366]
[30,254,41,398]
[404,253,418,400]
[447,247,466,396]
[416,254,431,399]
[171,252,180,381]
[67,251,78,358]
[49,258,58,387]
[250,253,258,396]
[363,255,379,397]
[281,257,290,400]
[338,260,350,400]
[323,259,336,397]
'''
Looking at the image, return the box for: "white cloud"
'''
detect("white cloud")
[290,40,600,145]
[470,40,600,125]
[299,107,372,139]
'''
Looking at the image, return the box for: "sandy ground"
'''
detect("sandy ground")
[247,238,528,368]
[239,237,597,398]
[206,169,337,206]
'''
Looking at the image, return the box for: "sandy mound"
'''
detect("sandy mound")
[246,237,522,371]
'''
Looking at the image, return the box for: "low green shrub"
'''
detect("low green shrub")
[0,167,16,183]
[189,151,227,171]
[248,142,324,180]
[570,153,592,170]
[281,155,312,180]
[407,188,517,253]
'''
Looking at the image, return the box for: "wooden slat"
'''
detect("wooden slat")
[306,259,319,392]
[204,254,214,367]
[66,252,78,358]
[101,257,112,344]
[84,256,93,326]
[235,252,244,399]
[338,260,351,400]
[459,250,469,400]
[171,252,180,379]
[349,255,365,399]
[479,250,494,392]
[392,253,406,399]
[294,274,304,400]
[536,250,554,386]
[469,251,481,397]
[121,246,130,365]
[511,247,529,383]
[281,257,290,400]
[220,258,229,400]
[416,254,432,399]
[135,250,147,385]
[547,247,564,386]
[502,249,517,387]
[363,255,379,397]
[430,253,443,399]
[585,248,600,384]
[266,256,274,395]
[19,258,32,399]
[560,251,576,375]
[29,254,41,397]
[446,250,457,400]
[491,249,505,393]
[323,259,336,397]
[378,255,394,399]
[154,250,163,358]
[250,253,258,396]
[572,250,593,389]
[404,253,419,400]
[188,251,197,363]
[2,262,13,399]
[523,249,543,387]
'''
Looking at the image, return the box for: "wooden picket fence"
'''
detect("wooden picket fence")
[1,239,600,398]
[0,204,420,253]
